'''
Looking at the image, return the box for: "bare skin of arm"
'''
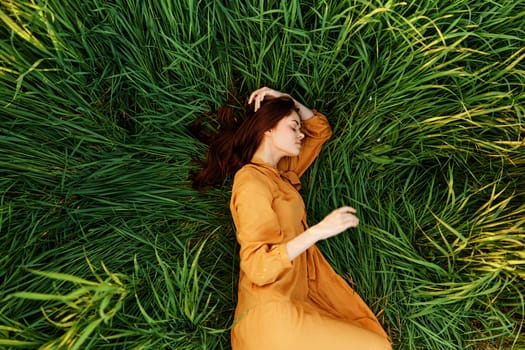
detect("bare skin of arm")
[285,206,359,261]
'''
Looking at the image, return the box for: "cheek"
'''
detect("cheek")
[286,132,298,144]
[275,130,293,142]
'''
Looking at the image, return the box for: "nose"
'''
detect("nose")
[298,131,305,140]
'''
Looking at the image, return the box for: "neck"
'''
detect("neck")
[253,140,283,167]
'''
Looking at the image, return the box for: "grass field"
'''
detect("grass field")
[1,0,524,349]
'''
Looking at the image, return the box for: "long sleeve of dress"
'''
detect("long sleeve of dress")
[231,168,292,286]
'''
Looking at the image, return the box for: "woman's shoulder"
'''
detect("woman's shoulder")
[234,163,269,183]
[232,163,279,193]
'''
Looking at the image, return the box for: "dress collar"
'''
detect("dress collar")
[250,156,279,173]
[249,156,302,190]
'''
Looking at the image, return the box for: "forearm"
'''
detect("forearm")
[285,206,359,261]
[293,99,314,121]
[285,227,321,261]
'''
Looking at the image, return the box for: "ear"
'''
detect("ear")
[264,129,272,136]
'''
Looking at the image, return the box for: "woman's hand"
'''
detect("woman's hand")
[285,206,359,261]
[248,86,290,111]
[248,86,315,120]
[309,206,359,241]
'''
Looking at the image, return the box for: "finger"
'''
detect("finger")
[343,217,359,228]
[334,206,356,215]
[342,213,358,222]
[257,96,264,111]
[340,206,356,214]
[249,87,269,104]
[248,91,259,105]
[248,90,260,105]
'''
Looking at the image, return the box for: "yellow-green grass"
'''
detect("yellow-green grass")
[1,0,523,348]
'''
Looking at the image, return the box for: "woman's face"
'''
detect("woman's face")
[266,111,305,157]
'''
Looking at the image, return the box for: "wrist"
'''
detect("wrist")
[294,100,314,121]
[305,226,323,243]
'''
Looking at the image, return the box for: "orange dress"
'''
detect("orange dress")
[230,111,391,350]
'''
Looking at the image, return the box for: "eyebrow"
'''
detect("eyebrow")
[291,119,301,127]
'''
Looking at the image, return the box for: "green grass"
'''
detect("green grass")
[1,0,523,349]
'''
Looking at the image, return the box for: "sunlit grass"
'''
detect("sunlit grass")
[1,0,523,349]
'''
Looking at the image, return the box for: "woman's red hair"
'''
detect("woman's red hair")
[189,96,296,189]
